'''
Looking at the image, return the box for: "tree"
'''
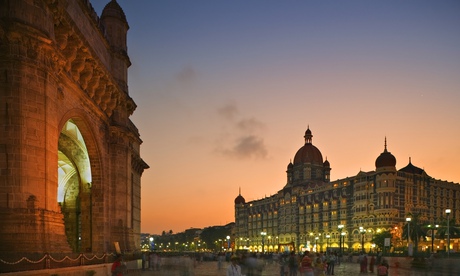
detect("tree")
[402,212,427,254]
[371,230,392,252]
[435,216,460,239]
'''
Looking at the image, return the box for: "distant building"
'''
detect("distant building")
[0,0,148,254]
[234,127,459,253]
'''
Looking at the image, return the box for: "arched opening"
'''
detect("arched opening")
[58,119,92,252]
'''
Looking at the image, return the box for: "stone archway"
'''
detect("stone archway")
[58,119,92,252]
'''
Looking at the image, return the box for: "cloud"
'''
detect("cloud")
[217,102,238,120]
[237,118,266,133]
[214,102,268,160]
[175,65,197,84]
[218,135,268,159]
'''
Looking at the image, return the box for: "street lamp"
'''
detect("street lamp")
[428,224,439,253]
[326,235,331,252]
[149,237,154,251]
[406,217,411,244]
[338,225,344,255]
[261,232,267,253]
[446,209,451,258]
[227,235,231,251]
[315,236,319,252]
[341,232,346,255]
[359,227,365,253]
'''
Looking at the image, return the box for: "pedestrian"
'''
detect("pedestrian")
[369,255,375,273]
[279,253,288,276]
[377,261,388,276]
[313,255,326,276]
[227,255,243,276]
[326,252,336,275]
[360,254,367,273]
[111,254,125,276]
[288,251,299,276]
[299,251,314,276]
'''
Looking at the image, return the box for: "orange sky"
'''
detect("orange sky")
[92,0,460,234]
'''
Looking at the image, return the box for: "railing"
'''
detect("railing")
[0,252,140,274]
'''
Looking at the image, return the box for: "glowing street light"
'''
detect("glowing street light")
[338,225,344,254]
[446,209,451,258]
[359,227,366,253]
[261,232,267,253]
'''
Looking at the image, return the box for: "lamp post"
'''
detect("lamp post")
[406,217,411,244]
[149,237,154,251]
[338,225,344,255]
[446,209,451,258]
[406,217,412,256]
[428,224,439,253]
[326,235,331,253]
[227,235,231,251]
[359,227,365,253]
[261,232,267,253]
[315,236,319,252]
[341,232,346,255]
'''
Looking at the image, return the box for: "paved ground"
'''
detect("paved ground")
[132,260,453,276]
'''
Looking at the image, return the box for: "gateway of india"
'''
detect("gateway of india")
[234,127,460,253]
[0,0,149,254]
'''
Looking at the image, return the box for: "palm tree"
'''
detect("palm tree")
[436,216,460,240]
[402,213,427,254]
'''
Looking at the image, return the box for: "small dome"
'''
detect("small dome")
[234,194,245,204]
[323,159,330,167]
[234,188,245,204]
[375,138,396,168]
[287,161,294,170]
[101,0,128,24]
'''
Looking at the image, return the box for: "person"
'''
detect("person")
[377,261,388,276]
[326,252,336,275]
[314,255,326,276]
[360,254,367,273]
[111,254,125,276]
[288,251,298,276]
[369,255,375,273]
[299,251,314,276]
[227,255,242,276]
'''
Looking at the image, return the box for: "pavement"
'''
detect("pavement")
[131,260,452,276]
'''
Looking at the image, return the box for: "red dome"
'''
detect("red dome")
[293,144,323,165]
[293,127,323,165]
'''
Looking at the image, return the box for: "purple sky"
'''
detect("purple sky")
[91,0,460,234]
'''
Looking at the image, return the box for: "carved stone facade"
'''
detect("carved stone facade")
[0,0,149,254]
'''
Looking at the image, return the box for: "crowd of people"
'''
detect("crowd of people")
[122,250,395,276]
[223,250,392,276]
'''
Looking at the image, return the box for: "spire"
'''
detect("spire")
[384,137,388,152]
[304,126,313,144]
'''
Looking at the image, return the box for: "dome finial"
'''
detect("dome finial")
[304,126,313,144]
[384,137,388,152]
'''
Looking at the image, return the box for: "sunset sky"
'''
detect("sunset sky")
[91,0,460,235]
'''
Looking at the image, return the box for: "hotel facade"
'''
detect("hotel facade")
[234,128,459,253]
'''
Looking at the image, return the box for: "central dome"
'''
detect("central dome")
[293,127,323,165]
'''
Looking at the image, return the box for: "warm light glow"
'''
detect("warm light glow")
[89,1,460,234]
[445,209,451,214]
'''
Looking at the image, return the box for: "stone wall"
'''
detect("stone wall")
[0,0,148,254]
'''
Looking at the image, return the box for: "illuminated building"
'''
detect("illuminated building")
[234,128,459,253]
[0,0,148,253]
